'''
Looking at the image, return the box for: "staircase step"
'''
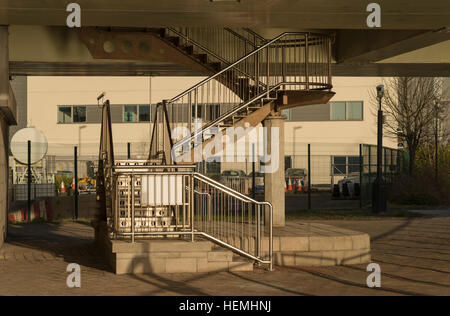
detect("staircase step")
[208,62,222,71]
[147,28,166,37]
[207,249,233,262]
[193,54,208,64]
[166,36,180,46]
[229,257,254,272]
[183,45,194,55]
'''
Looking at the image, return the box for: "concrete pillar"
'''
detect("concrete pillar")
[263,113,285,227]
[0,115,8,247]
[0,26,9,248]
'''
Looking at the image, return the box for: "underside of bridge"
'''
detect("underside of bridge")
[1,2,449,267]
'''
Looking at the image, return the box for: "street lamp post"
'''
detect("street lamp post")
[372,85,387,213]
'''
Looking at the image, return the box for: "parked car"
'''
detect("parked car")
[336,176,360,199]
[247,172,264,195]
[220,170,247,193]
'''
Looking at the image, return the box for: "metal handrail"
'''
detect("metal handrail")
[169,32,330,103]
[108,164,274,270]
[193,172,273,270]
[167,27,233,67]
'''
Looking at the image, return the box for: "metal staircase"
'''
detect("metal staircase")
[96,29,334,271]
[162,31,334,163]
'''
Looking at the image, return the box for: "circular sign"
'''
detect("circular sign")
[11,128,48,164]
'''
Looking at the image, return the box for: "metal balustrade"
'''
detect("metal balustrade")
[107,160,273,270]
[166,32,333,161]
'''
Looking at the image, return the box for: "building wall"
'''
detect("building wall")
[25,76,398,180]
[27,76,206,161]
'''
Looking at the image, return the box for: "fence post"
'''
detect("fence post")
[308,143,311,210]
[27,140,31,222]
[74,146,78,220]
[359,144,363,209]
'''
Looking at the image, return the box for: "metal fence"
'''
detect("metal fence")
[360,144,409,207]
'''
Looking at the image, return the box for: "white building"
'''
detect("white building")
[11,75,398,185]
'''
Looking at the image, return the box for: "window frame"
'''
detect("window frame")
[57,106,73,124]
[72,105,87,123]
[331,155,361,176]
[330,101,364,121]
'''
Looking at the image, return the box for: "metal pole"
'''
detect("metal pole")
[373,97,385,213]
[74,146,78,220]
[252,143,256,200]
[131,173,135,243]
[191,174,195,242]
[435,101,439,184]
[305,34,309,90]
[127,142,131,159]
[359,144,363,209]
[307,143,311,210]
[27,140,31,222]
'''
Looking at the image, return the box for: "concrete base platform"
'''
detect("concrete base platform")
[96,224,253,275]
[271,221,371,266]
[96,221,371,274]
[222,221,371,267]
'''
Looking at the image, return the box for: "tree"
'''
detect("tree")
[372,77,448,175]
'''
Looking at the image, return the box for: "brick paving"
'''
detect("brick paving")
[0,215,449,296]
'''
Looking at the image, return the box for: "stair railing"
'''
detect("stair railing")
[164,32,332,160]
[108,161,273,270]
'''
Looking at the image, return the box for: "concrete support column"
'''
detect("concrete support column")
[263,113,286,227]
[0,25,9,248]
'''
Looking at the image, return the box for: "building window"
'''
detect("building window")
[330,101,363,121]
[73,106,86,123]
[332,156,361,175]
[124,105,138,122]
[139,105,151,122]
[330,102,347,120]
[347,101,363,120]
[58,106,72,123]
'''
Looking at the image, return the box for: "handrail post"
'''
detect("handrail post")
[269,204,273,271]
[282,44,286,90]
[305,34,309,90]
[131,173,135,243]
[257,204,261,262]
[191,174,195,242]
[328,37,332,89]
[266,46,270,98]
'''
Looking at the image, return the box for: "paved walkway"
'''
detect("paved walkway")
[0,215,449,296]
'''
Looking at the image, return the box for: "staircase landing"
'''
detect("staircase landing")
[96,221,370,274]
[96,225,253,274]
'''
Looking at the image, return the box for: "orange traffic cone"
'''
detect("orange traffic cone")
[303,179,309,192]
[60,180,66,194]
[287,177,293,191]
[71,177,76,191]
[296,178,303,192]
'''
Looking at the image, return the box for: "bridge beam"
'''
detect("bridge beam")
[336,29,450,63]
